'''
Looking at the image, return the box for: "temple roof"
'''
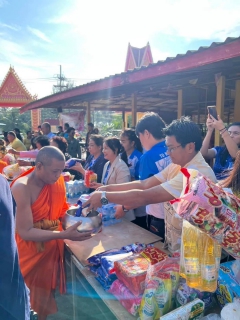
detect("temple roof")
[0,66,36,107]
[125,42,153,71]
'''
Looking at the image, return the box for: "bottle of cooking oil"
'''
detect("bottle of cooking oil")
[182,221,201,288]
[200,233,220,292]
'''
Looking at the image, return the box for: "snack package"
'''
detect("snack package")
[109,280,142,316]
[138,280,160,320]
[3,163,30,180]
[176,278,214,309]
[114,248,168,296]
[216,261,240,307]
[172,168,240,259]
[65,158,83,169]
[84,170,97,187]
[139,257,180,319]
[159,298,205,320]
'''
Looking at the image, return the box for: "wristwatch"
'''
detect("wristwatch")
[101,191,109,205]
[122,205,129,212]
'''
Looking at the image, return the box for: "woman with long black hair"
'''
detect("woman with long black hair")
[201,115,240,180]
[120,129,142,180]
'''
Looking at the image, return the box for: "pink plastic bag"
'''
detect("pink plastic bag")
[109,280,142,316]
[171,168,240,259]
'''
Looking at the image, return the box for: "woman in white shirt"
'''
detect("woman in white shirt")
[90,137,135,221]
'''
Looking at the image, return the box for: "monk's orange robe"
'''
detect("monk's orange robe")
[11,168,69,316]
[0,160,7,173]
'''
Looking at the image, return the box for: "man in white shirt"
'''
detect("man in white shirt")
[85,118,217,242]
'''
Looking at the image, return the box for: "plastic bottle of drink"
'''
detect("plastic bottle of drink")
[182,221,200,288]
[68,181,74,199]
[214,242,222,272]
[200,233,219,292]
[79,180,85,195]
[73,180,79,197]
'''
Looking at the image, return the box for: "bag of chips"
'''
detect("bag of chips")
[172,168,240,259]
[139,257,180,319]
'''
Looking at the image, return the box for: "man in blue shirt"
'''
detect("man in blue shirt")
[41,122,55,139]
[137,113,171,239]
[0,174,30,320]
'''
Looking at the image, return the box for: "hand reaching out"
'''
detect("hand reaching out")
[89,182,103,189]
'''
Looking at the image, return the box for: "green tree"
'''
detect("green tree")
[0,108,31,135]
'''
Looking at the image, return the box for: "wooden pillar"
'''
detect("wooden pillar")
[122,110,126,129]
[233,80,240,121]
[215,76,225,146]
[177,89,183,118]
[131,93,137,127]
[86,101,91,123]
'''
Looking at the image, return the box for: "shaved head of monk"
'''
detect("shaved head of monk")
[35,146,65,184]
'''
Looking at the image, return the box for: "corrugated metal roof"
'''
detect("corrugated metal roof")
[68,36,239,86]
[20,36,240,112]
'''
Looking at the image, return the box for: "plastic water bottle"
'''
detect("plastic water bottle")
[79,180,85,195]
[68,181,74,199]
[73,180,79,198]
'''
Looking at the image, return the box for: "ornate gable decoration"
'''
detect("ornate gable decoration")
[0,66,36,107]
[124,42,153,71]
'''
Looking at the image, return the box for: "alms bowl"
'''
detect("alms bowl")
[62,209,102,234]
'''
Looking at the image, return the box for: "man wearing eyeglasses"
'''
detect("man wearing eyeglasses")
[85,117,217,251]
[201,114,240,180]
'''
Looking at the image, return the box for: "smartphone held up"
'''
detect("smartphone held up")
[207,106,218,120]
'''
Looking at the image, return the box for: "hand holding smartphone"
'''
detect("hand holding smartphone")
[207,106,218,120]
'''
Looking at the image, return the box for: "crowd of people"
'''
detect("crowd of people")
[1,113,240,319]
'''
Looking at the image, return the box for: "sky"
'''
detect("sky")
[1,0,240,99]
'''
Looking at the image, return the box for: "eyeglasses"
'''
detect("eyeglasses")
[228,131,240,136]
[166,145,182,153]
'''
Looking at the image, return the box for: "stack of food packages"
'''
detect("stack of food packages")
[171,168,240,309]
[109,246,181,318]
[87,243,155,297]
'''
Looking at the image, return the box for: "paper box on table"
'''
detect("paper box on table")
[216,260,240,308]
[160,298,204,320]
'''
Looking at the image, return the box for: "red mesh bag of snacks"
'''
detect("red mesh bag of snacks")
[171,168,240,259]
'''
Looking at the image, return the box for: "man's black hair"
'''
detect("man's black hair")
[88,122,94,128]
[34,135,50,148]
[164,117,202,151]
[8,131,16,138]
[67,127,75,133]
[135,112,166,140]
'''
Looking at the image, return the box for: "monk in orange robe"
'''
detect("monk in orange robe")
[11,146,92,320]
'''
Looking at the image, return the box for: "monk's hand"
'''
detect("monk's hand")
[63,221,92,241]
[83,191,102,211]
